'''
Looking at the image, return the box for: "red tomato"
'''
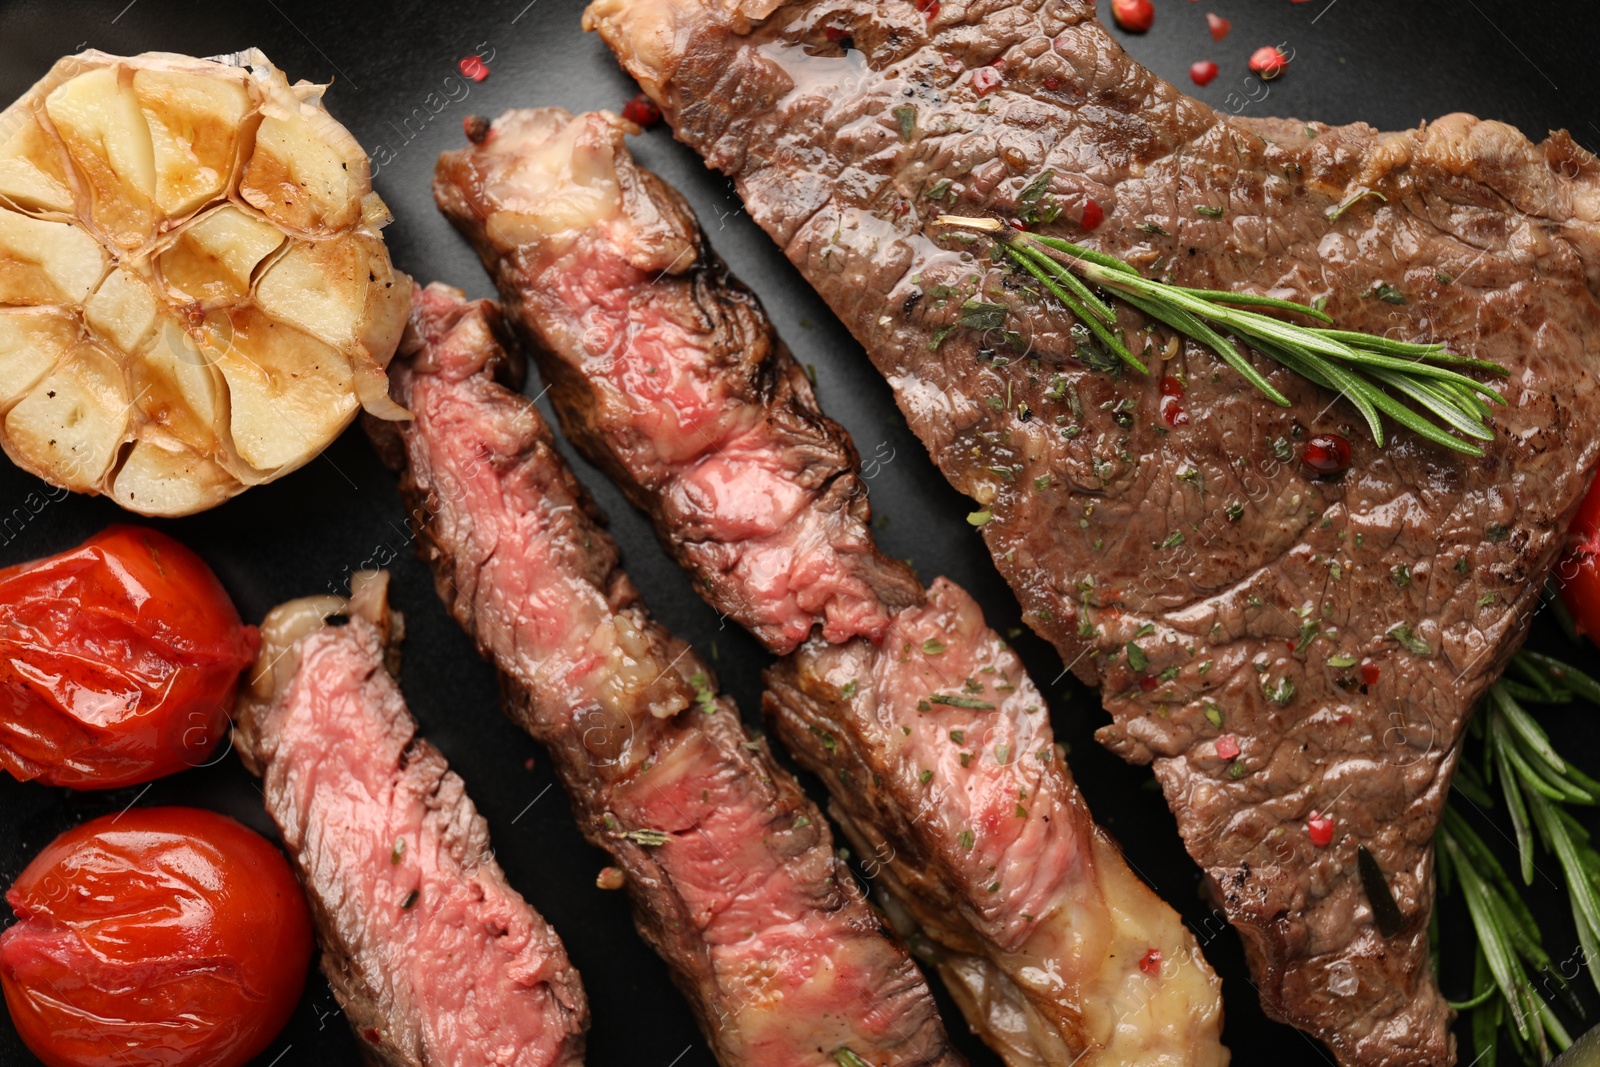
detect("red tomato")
[0,807,312,1067]
[0,526,258,789]
[1558,471,1600,645]
[1111,0,1154,32]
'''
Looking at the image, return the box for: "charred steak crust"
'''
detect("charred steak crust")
[585,0,1600,1062]
[433,109,922,655]
[372,282,963,1067]
[431,108,1225,1066]
[235,582,588,1067]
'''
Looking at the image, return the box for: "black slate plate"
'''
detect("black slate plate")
[0,1,1597,1063]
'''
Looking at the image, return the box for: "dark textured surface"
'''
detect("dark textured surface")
[0,1,1596,1064]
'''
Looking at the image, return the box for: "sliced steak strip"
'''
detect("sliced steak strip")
[434,109,920,654]
[431,107,1224,1066]
[367,281,961,1067]
[234,571,587,1067]
[586,1,1600,1061]
[769,580,1226,1066]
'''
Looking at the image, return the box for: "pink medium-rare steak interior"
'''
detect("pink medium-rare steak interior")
[235,576,588,1067]
[433,108,922,656]
[369,281,963,1067]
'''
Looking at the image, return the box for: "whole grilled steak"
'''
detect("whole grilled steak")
[432,107,1225,1067]
[235,572,588,1067]
[367,281,961,1067]
[585,0,1600,1062]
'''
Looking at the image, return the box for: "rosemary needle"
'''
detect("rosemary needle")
[1443,652,1600,1064]
[935,215,1509,456]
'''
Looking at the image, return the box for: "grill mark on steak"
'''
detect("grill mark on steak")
[433,110,921,655]
[234,572,588,1067]
[429,106,1225,1066]
[367,281,962,1067]
[584,1,1600,1063]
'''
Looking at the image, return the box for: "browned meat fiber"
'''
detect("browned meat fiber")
[585,0,1600,1062]
[366,281,962,1067]
[235,572,588,1067]
[432,106,1226,1067]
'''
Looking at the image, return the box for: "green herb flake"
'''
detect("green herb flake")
[1162,531,1186,549]
[919,769,934,784]
[1455,556,1470,575]
[1136,221,1171,235]
[793,815,812,829]
[833,1048,871,1067]
[1034,473,1052,490]
[624,828,672,847]
[1203,703,1224,728]
[840,679,858,700]
[1018,169,1054,207]
[1486,524,1510,543]
[995,744,1012,764]
[967,509,993,526]
[1135,622,1156,638]
[1015,803,1028,818]
[1228,761,1247,779]
[1328,654,1358,668]
[948,729,965,745]
[1388,624,1431,656]
[959,299,1008,331]
[922,638,947,656]
[893,105,917,142]
[933,694,997,710]
[1196,205,1224,218]
[1226,502,1245,523]
[1126,643,1149,672]
[926,178,953,201]
[1391,564,1412,588]
[958,829,975,849]
[1263,676,1296,706]
[1370,282,1406,305]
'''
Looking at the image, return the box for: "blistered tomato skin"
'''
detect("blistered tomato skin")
[1558,472,1600,645]
[0,526,259,788]
[0,807,313,1067]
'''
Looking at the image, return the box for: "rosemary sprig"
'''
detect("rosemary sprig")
[1443,651,1600,1064]
[936,215,1509,456]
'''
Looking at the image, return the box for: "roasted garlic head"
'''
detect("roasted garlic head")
[0,49,411,516]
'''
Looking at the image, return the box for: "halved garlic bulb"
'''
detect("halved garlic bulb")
[0,48,411,516]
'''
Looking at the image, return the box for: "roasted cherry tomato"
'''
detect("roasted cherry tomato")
[0,526,258,789]
[1558,471,1600,646]
[0,807,312,1067]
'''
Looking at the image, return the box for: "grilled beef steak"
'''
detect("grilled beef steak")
[432,107,1226,1066]
[433,109,920,654]
[585,0,1600,1062]
[367,281,961,1067]
[235,572,588,1067]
